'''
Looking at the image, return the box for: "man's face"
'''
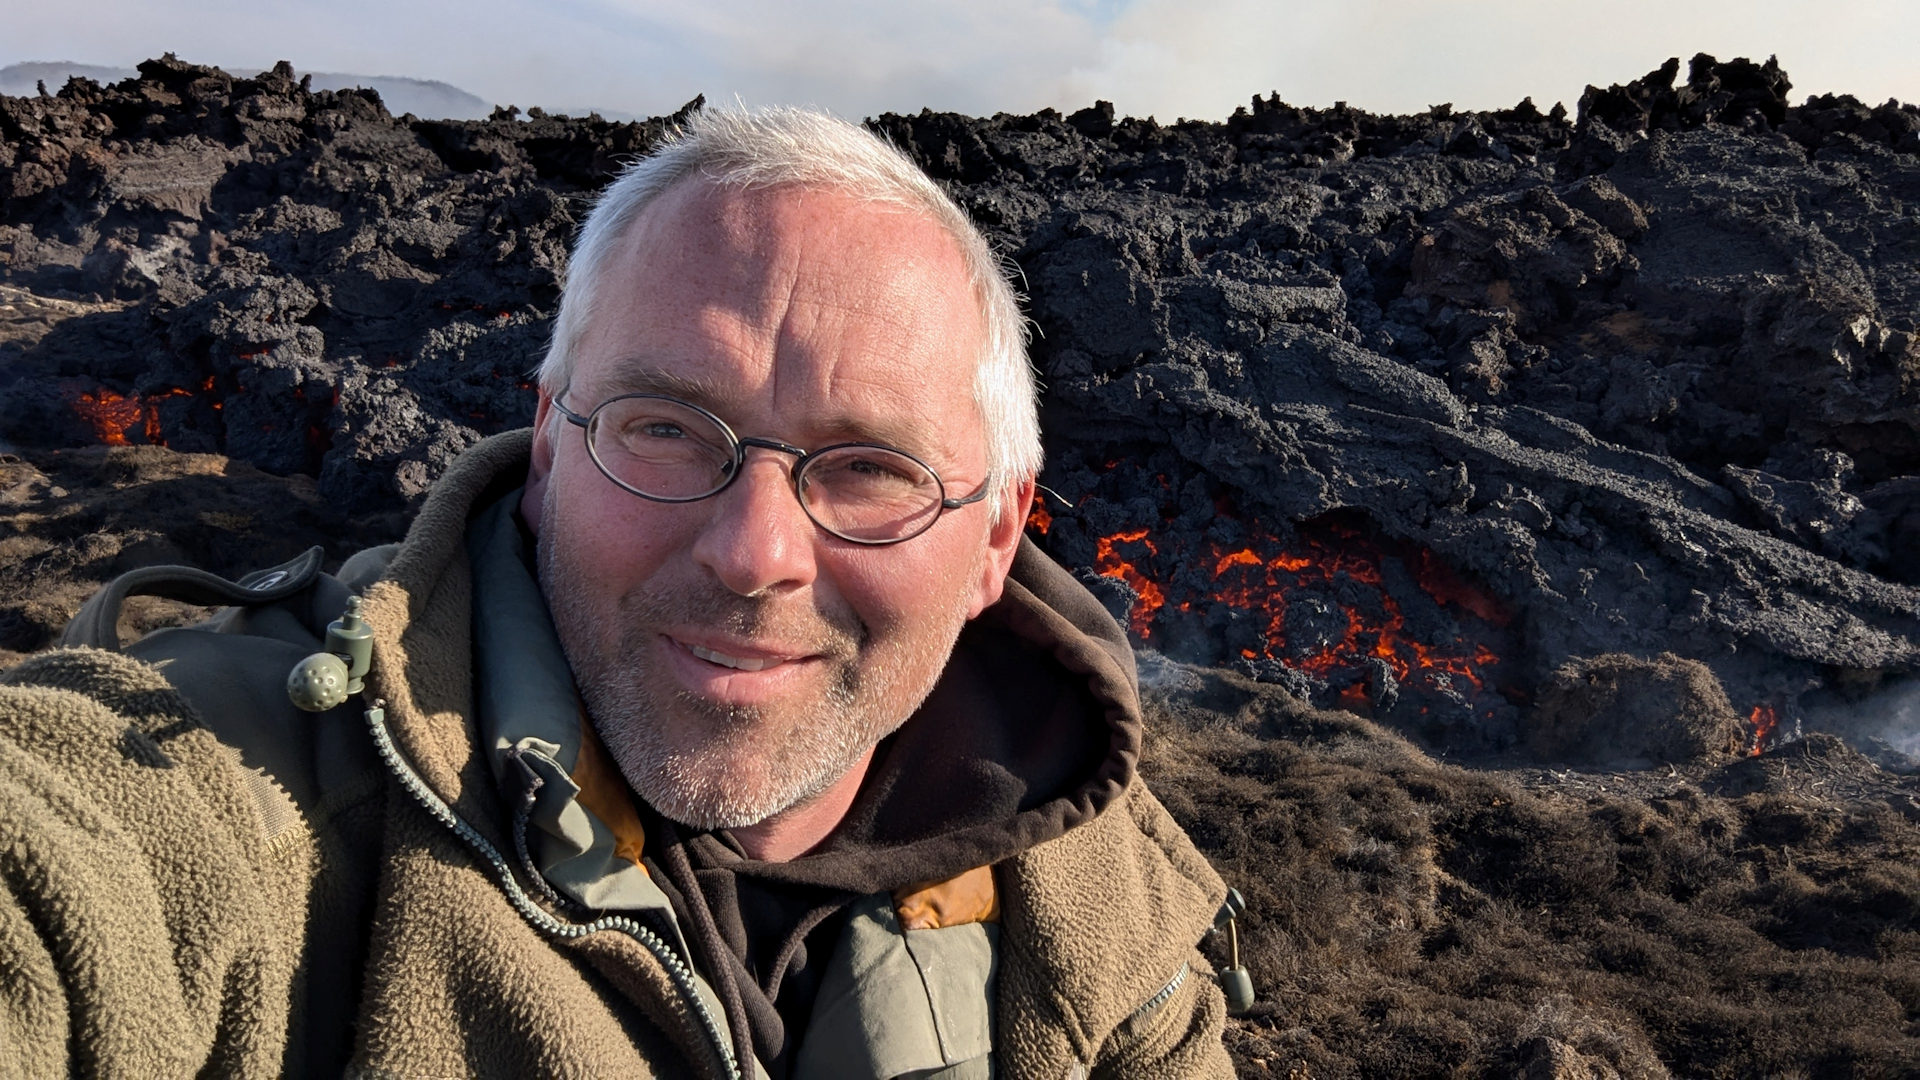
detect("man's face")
[525,182,1023,831]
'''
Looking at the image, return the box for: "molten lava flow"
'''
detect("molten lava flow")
[1089,513,1510,708]
[1748,704,1780,756]
[143,388,191,443]
[1027,499,1052,535]
[72,390,143,445]
[1409,547,1511,627]
[1214,549,1262,574]
[70,385,204,447]
[1095,528,1166,637]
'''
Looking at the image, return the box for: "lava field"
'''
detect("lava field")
[3,53,1919,1076]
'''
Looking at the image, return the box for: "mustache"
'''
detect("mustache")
[619,579,866,660]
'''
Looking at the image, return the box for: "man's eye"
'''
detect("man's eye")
[845,457,912,480]
[639,421,686,439]
[813,450,931,494]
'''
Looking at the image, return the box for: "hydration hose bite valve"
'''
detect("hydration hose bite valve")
[1214,886,1255,1015]
[287,595,374,712]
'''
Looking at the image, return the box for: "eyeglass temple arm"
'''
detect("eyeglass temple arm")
[550,393,591,427]
[942,484,990,510]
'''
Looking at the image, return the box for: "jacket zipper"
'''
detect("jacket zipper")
[1131,961,1190,1024]
[364,700,743,1080]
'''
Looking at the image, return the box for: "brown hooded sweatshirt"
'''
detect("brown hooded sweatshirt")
[0,429,1233,1078]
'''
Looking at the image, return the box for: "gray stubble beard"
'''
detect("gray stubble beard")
[536,486,976,833]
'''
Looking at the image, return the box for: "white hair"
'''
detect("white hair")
[538,106,1041,522]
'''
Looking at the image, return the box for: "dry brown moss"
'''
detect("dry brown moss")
[1525,653,1747,765]
[1144,661,1920,1078]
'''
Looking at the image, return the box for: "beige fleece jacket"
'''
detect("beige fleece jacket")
[0,429,1231,1078]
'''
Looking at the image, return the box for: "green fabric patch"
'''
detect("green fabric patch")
[796,892,997,1079]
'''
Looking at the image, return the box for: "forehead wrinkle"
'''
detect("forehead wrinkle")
[763,242,808,435]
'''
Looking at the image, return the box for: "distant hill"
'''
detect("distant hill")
[0,61,128,95]
[0,60,493,119]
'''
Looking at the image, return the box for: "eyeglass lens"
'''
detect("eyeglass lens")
[586,397,735,498]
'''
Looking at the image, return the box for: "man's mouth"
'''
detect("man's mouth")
[686,643,783,672]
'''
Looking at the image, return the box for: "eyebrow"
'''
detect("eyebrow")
[577,362,963,472]
[585,365,732,410]
[816,411,933,460]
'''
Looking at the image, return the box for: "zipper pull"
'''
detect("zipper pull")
[1213,887,1255,1015]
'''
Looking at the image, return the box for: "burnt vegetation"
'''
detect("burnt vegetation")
[3,52,1919,1074]
[1149,662,1920,1076]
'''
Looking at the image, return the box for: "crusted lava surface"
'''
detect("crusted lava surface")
[4,51,1919,1074]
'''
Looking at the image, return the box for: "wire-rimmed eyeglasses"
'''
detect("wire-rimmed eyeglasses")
[552,390,989,545]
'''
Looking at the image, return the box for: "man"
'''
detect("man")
[0,107,1232,1077]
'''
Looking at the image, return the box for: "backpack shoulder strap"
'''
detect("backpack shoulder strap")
[60,547,328,651]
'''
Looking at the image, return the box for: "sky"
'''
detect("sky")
[6,0,1917,122]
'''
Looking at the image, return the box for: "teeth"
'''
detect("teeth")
[688,644,779,672]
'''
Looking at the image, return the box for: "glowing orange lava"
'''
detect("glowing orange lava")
[70,385,207,448]
[1027,499,1052,535]
[72,390,143,445]
[1748,704,1780,756]
[143,388,191,443]
[1095,528,1166,637]
[1090,515,1509,702]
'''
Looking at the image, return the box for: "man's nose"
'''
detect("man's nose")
[689,452,819,597]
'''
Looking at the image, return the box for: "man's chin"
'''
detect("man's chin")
[633,758,842,832]
[607,713,858,829]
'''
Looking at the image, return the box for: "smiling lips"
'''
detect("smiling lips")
[686,642,787,672]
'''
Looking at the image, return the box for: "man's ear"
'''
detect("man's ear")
[520,391,557,534]
[966,478,1034,620]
